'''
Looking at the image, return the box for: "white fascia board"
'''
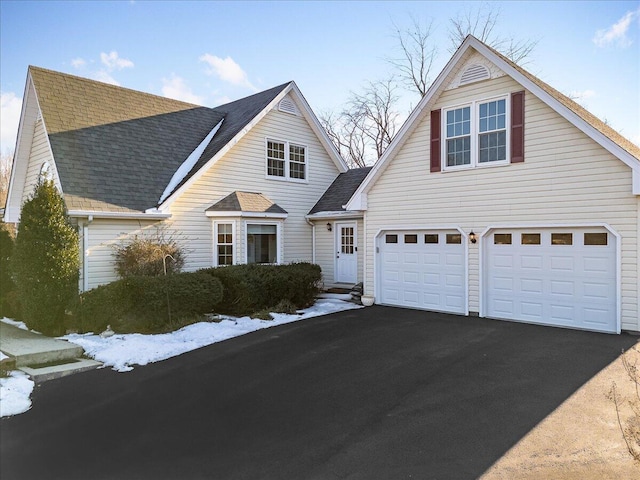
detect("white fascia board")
[158,118,224,205]
[68,210,171,220]
[305,210,364,220]
[4,74,36,223]
[346,40,472,212]
[158,85,294,211]
[288,82,348,173]
[205,211,288,219]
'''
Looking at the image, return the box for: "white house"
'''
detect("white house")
[4,66,350,291]
[345,36,640,334]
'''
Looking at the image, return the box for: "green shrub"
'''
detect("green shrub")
[0,224,16,317]
[200,262,321,316]
[11,180,79,335]
[74,272,223,334]
[113,233,185,278]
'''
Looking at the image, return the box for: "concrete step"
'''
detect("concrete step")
[19,358,103,383]
[0,321,83,367]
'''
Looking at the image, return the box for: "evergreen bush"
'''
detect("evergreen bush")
[200,262,322,315]
[11,180,79,335]
[0,224,16,317]
[75,272,223,334]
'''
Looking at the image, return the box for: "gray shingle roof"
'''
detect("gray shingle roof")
[309,167,372,214]
[206,191,287,214]
[29,66,290,212]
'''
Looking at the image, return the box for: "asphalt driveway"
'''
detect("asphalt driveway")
[1,306,635,479]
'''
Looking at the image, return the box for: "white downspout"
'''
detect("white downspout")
[305,217,316,263]
[82,215,93,292]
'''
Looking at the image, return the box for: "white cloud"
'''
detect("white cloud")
[0,92,22,154]
[100,51,134,71]
[199,54,257,92]
[71,57,86,69]
[161,74,204,104]
[93,70,120,86]
[593,8,639,47]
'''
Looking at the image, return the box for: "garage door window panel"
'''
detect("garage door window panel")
[446,234,462,244]
[494,233,512,245]
[424,234,439,244]
[552,233,573,245]
[404,234,418,244]
[522,233,541,245]
[584,233,608,246]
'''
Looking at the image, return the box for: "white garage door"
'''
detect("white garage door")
[379,230,466,314]
[485,228,617,333]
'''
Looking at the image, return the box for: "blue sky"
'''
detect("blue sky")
[1,1,639,155]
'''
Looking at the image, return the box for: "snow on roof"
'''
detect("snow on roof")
[158,118,224,204]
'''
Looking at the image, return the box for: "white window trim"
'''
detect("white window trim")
[244,220,283,265]
[442,94,510,171]
[265,138,309,183]
[212,220,236,267]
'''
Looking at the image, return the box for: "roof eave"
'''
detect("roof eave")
[306,210,364,220]
[205,211,288,219]
[68,210,171,220]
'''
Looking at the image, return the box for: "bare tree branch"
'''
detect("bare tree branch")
[0,151,13,209]
[388,16,438,97]
[448,3,537,65]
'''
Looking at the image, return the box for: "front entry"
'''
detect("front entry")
[335,222,357,284]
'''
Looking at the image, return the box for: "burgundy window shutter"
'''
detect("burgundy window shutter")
[511,91,525,163]
[430,109,441,172]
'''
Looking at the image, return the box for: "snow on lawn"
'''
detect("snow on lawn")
[0,371,34,417]
[63,296,362,372]
[0,296,361,417]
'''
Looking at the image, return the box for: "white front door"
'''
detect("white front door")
[484,227,617,333]
[335,222,357,284]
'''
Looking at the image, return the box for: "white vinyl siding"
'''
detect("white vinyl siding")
[83,219,162,290]
[363,70,639,331]
[314,219,365,286]
[21,119,56,204]
[166,107,341,272]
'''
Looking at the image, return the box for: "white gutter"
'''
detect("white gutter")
[305,210,365,221]
[205,211,288,219]
[68,210,171,220]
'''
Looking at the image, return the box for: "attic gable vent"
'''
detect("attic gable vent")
[278,97,300,116]
[459,64,490,86]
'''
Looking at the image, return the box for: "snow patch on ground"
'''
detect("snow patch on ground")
[0,298,362,416]
[64,298,362,372]
[0,371,34,417]
[1,317,29,330]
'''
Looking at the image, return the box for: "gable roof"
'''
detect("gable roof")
[28,66,226,213]
[206,191,287,215]
[308,167,372,215]
[13,67,342,216]
[347,36,640,210]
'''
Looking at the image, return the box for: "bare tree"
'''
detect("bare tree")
[448,3,538,64]
[320,78,400,167]
[0,150,13,209]
[388,16,438,97]
[321,5,537,166]
[319,110,368,168]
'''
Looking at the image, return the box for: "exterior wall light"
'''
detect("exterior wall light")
[469,231,477,244]
[327,223,332,231]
